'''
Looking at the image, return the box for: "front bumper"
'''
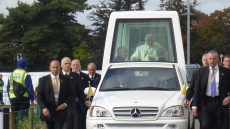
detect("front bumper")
[86,118,188,129]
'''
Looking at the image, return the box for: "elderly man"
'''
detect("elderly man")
[87,63,101,88]
[202,53,208,67]
[223,55,230,69]
[192,50,230,129]
[71,59,89,89]
[60,57,85,129]
[114,46,128,62]
[71,59,89,129]
[131,34,162,61]
[37,60,74,129]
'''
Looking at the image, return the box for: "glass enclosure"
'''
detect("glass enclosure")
[111,19,177,63]
[100,67,180,91]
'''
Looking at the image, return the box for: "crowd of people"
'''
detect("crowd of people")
[0,58,101,129]
[1,45,230,129]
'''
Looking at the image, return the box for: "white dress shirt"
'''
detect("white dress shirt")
[62,70,70,76]
[50,73,60,103]
[206,65,219,96]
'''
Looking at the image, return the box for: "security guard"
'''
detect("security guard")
[0,74,4,105]
[7,59,34,113]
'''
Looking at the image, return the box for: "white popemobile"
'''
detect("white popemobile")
[86,11,190,129]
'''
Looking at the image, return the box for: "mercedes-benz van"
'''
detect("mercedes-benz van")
[86,11,189,129]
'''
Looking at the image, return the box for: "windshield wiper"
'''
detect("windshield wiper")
[132,86,169,91]
[102,87,131,91]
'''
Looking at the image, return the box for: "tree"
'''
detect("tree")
[0,2,31,68]
[159,0,200,35]
[159,0,202,63]
[191,8,230,63]
[0,0,90,71]
[86,0,148,69]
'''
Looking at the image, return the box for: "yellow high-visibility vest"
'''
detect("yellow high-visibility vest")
[0,80,3,91]
[8,69,29,99]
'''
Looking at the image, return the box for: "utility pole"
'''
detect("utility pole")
[187,0,190,64]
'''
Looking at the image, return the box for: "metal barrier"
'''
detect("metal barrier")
[0,104,47,129]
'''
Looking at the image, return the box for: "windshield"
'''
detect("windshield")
[111,19,177,63]
[100,67,180,91]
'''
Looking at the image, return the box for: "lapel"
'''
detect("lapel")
[58,74,64,99]
[219,66,223,86]
[202,67,210,91]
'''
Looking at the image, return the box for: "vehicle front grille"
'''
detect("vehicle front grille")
[106,123,165,128]
[113,107,159,119]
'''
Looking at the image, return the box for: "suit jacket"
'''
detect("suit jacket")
[87,73,101,88]
[192,66,230,112]
[60,71,86,113]
[79,71,89,90]
[186,70,199,101]
[37,74,74,121]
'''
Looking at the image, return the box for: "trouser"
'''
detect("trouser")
[46,120,65,129]
[10,98,30,112]
[201,96,228,129]
[73,102,86,129]
[0,91,3,102]
[63,110,74,129]
[10,98,30,129]
[46,110,67,129]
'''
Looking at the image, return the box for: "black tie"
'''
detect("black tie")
[91,77,94,81]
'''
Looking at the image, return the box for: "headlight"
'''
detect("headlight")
[90,106,111,117]
[161,106,184,117]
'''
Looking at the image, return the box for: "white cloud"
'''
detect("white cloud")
[197,0,230,15]
[145,0,161,11]
[0,0,34,15]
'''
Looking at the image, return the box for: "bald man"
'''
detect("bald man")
[60,57,86,129]
[87,63,101,88]
[37,60,74,129]
[71,59,89,89]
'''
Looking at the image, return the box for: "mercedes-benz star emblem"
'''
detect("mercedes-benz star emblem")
[130,108,141,118]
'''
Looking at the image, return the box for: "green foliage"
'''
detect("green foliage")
[160,0,200,35]
[0,2,31,67]
[191,8,230,63]
[17,115,45,129]
[73,41,94,69]
[0,0,89,71]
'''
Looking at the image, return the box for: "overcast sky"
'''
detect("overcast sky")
[1,0,230,27]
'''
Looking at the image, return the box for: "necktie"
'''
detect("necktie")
[54,77,59,105]
[91,76,94,81]
[211,67,216,97]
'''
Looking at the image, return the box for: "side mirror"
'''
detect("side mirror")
[84,87,96,96]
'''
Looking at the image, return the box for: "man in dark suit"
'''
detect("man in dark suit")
[60,57,86,129]
[71,59,88,129]
[87,63,101,88]
[37,60,74,129]
[192,50,230,129]
[71,59,89,89]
